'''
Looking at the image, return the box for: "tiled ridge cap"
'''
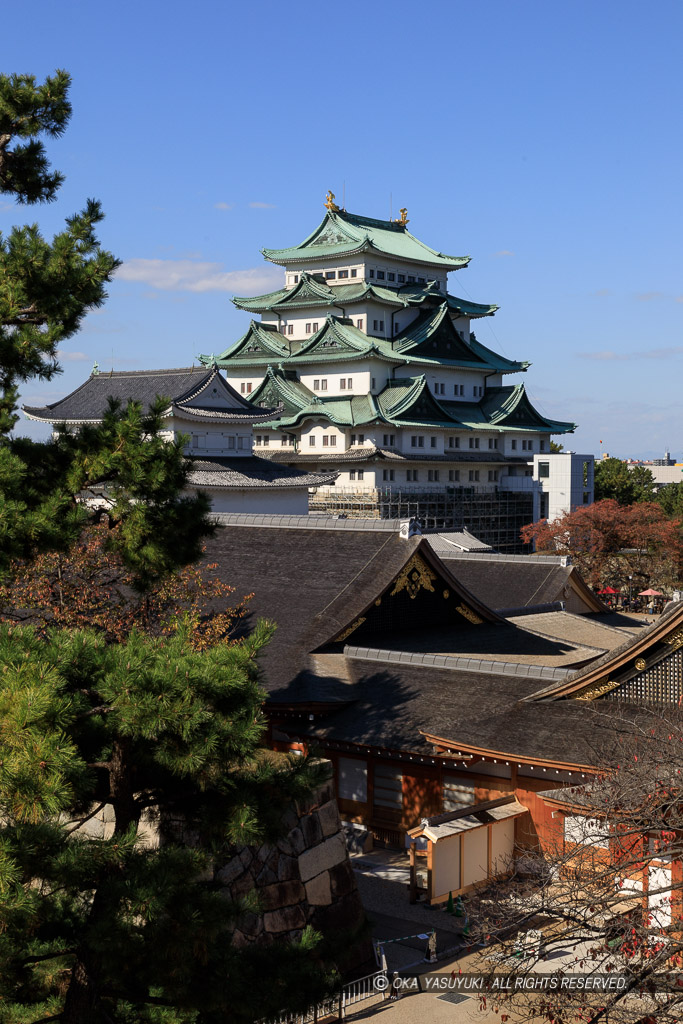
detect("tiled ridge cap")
[343,645,573,681]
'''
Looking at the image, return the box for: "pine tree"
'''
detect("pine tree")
[0,622,334,1023]
[0,72,345,1022]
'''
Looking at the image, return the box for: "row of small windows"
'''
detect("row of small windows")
[410,435,500,450]
[400,468,497,483]
[432,383,483,398]
[192,434,248,450]
[290,269,443,289]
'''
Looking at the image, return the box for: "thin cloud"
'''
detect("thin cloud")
[116,258,282,295]
[577,347,683,362]
[56,349,90,362]
[214,202,233,210]
[249,201,276,209]
[493,249,514,257]
[636,291,665,302]
[591,288,612,297]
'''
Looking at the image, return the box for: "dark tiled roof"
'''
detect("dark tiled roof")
[300,660,648,767]
[189,457,333,490]
[23,367,270,424]
[439,558,576,611]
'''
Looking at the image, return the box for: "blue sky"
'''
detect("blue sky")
[5,0,682,459]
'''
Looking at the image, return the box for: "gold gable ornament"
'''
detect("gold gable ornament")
[393,207,409,226]
[575,680,621,701]
[390,553,437,601]
[324,190,340,213]
[664,629,683,652]
[334,616,366,642]
[456,603,483,625]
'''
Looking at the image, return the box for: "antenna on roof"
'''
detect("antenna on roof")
[343,180,346,211]
[390,192,392,221]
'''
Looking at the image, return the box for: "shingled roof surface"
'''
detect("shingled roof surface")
[438,557,575,611]
[23,367,263,423]
[303,660,648,767]
[188,457,333,490]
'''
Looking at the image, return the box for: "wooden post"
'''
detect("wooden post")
[459,832,464,891]
[409,842,417,904]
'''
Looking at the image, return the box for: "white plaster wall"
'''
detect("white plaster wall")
[432,832,460,900]
[203,487,309,515]
[219,372,265,397]
[303,422,346,452]
[490,819,515,874]
[462,828,489,888]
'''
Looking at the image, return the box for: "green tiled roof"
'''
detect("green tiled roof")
[199,321,290,365]
[233,270,497,318]
[261,210,471,270]
[251,370,575,436]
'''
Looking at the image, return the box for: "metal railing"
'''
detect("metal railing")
[262,969,389,1024]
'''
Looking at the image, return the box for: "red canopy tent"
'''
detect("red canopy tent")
[638,588,663,597]
[598,587,620,594]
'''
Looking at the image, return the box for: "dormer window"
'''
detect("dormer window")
[325,271,336,279]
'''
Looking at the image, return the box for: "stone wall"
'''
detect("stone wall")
[215,775,372,974]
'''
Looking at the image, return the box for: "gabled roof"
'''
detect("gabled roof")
[232,273,496,316]
[22,366,270,425]
[261,209,471,271]
[438,385,576,435]
[376,376,456,426]
[201,321,290,365]
[395,305,497,370]
[523,600,683,703]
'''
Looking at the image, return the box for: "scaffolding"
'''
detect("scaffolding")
[308,487,534,553]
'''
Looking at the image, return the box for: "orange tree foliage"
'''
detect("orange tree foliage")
[520,499,683,591]
[0,522,251,648]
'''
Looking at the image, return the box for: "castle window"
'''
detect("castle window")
[240,383,246,393]
[357,471,364,480]
[340,379,346,390]
[227,436,235,449]
[469,437,480,450]
[383,434,396,446]
[469,470,480,482]
[428,470,440,482]
[323,436,329,447]
[305,323,312,334]
[417,277,425,284]
[369,269,375,278]
[309,435,315,446]
[540,440,546,451]
[383,469,395,481]
[350,471,356,481]
[331,435,337,446]
[254,435,261,446]
[398,274,405,283]
[312,322,319,332]
[407,275,415,283]
[539,461,550,479]
[376,270,385,280]
[448,436,460,449]
[387,272,395,282]
[371,377,376,389]
[430,437,437,448]
[488,438,498,449]
[293,275,299,283]
[325,271,336,279]
[356,319,363,329]
[351,269,357,278]
[262,436,269,446]
[449,470,460,482]
[407,469,418,482]
[511,439,517,451]
[338,269,349,279]
[488,470,498,482]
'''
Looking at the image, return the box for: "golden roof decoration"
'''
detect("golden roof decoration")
[324,190,340,213]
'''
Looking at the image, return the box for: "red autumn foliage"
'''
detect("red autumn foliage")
[520,499,683,591]
[0,522,250,649]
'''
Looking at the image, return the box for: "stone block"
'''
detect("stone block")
[301,812,323,849]
[216,856,244,887]
[276,837,293,857]
[288,827,306,856]
[231,872,256,898]
[277,854,300,882]
[298,834,347,883]
[239,848,253,869]
[328,861,355,899]
[305,871,332,906]
[256,864,278,887]
[264,904,306,934]
[260,880,305,912]
[318,800,341,838]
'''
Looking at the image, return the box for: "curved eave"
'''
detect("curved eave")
[262,241,370,266]
[23,409,103,425]
[171,405,272,424]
